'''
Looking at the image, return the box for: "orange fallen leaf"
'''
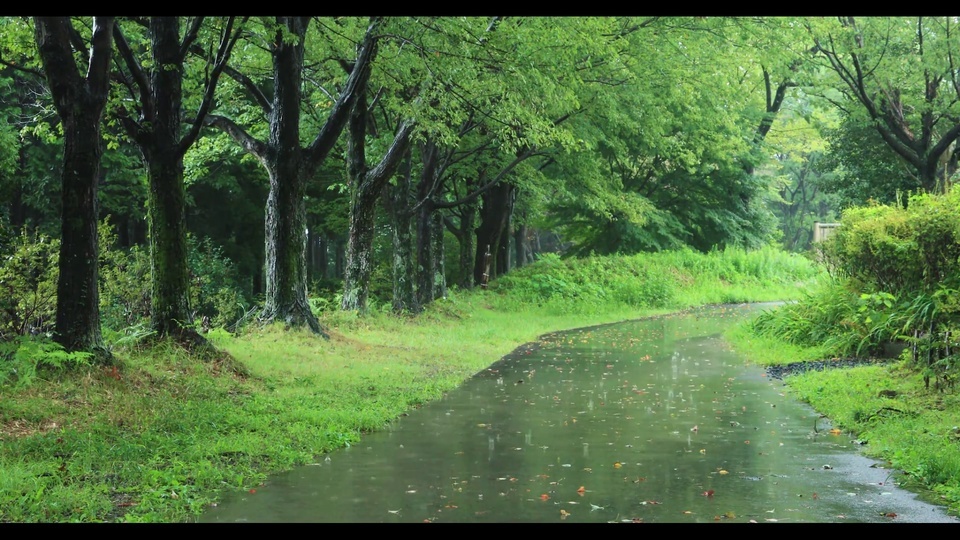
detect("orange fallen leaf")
[577,486,586,495]
[540,493,550,501]
[829,428,842,435]
[613,462,622,469]
[248,489,256,494]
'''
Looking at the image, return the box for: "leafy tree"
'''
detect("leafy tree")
[808,16,960,194]
[111,16,245,348]
[820,114,921,207]
[543,17,804,256]
[206,17,381,335]
[33,16,115,361]
[340,50,414,312]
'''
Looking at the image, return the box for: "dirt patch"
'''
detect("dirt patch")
[0,418,60,440]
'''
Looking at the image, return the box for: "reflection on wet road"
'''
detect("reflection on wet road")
[200,304,959,523]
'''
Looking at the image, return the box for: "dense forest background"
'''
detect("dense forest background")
[2,16,957,360]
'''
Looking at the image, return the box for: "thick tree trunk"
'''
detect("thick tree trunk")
[262,163,321,333]
[145,151,194,340]
[139,17,211,349]
[260,17,324,335]
[341,189,379,312]
[416,198,437,306]
[34,16,114,362]
[415,143,441,306]
[341,90,373,312]
[55,112,108,359]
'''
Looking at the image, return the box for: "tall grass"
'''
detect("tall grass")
[489,246,822,315]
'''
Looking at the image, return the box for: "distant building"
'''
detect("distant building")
[813,222,841,243]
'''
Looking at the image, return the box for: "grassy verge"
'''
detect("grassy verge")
[725,316,960,515]
[0,248,821,522]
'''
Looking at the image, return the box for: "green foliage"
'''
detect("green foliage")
[0,228,58,339]
[821,187,960,293]
[0,335,93,388]
[751,187,960,388]
[98,222,251,334]
[819,115,919,208]
[489,246,821,315]
[185,236,248,329]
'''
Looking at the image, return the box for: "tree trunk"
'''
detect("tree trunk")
[341,190,378,312]
[144,149,194,340]
[432,210,446,300]
[415,142,441,306]
[385,150,418,313]
[259,17,323,335]
[514,221,529,269]
[55,112,108,359]
[457,202,477,289]
[474,181,514,284]
[341,89,373,312]
[416,198,437,306]
[34,16,114,362]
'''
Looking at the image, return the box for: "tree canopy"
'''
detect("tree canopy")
[1,15,954,349]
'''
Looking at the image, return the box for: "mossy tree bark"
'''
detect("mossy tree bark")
[206,18,382,335]
[34,16,115,362]
[113,16,244,350]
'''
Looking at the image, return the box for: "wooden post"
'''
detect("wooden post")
[481,244,492,289]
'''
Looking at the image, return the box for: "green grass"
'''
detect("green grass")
[0,247,834,522]
[726,314,960,514]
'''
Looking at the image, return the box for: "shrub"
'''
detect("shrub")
[0,228,59,339]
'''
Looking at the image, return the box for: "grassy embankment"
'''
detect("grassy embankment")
[725,281,960,516]
[0,247,820,522]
